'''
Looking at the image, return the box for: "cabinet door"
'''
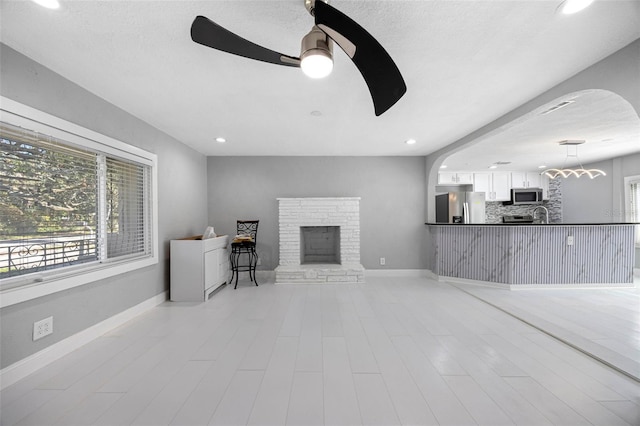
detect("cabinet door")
[204,250,219,291]
[473,173,492,199]
[438,172,457,184]
[540,174,550,199]
[526,172,542,188]
[492,172,511,201]
[217,248,229,284]
[456,173,474,184]
[511,172,526,188]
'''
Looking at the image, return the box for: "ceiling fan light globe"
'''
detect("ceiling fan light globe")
[31,0,60,9]
[301,52,333,79]
[559,0,595,14]
[300,25,333,79]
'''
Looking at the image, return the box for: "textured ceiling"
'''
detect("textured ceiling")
[1,0,639,164]
[441,89,640,171]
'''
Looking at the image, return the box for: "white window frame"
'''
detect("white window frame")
[624,174,640,248]
[0,97,158,308]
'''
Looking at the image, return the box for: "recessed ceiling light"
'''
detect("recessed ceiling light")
[405,138,417,145]
[215,137,226,143]
[558,139,585,146]
[488,165,498,169]
[558,0,595,14]
[310,110,322,117]
[540,100,575,115]
[31,0,60,9]
[440,165,447,169]
[538,165,547,169]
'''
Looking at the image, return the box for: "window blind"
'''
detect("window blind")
[0,120,152,280]
[104,156,151,259]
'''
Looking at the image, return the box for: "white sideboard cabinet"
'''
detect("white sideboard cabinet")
[170,235,229,302]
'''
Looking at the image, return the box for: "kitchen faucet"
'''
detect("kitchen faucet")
[532,205,549,224]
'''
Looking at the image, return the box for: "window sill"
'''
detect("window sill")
[0,256,158,308]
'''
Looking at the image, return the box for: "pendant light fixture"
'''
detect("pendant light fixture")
[541,140,606,179]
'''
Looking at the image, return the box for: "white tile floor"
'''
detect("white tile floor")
[455,281,640,382]
[1,276,639,426]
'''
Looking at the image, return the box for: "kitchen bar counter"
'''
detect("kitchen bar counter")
[426,223,636,287]
[426,222,635,226]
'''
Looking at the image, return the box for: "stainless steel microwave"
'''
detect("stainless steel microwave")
[503,188,543,205]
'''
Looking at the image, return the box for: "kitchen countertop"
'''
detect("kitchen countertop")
[425,222,637,226]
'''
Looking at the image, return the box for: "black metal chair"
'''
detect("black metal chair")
[229,220,259,289]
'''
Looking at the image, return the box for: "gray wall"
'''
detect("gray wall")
[562,152,640,223]
[562,152,640,265]
[0,45,209,368]
[207,157,427,271]
[561,159,616,223]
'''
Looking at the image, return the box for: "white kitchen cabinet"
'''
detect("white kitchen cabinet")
[473,172,511,201]
[456,172,474,184]
[472,173,491,194]
[170,235,229,302]
[438,172,473,184]
[438,172,456,184]
[510,172,525,188]
[541,174,550,200]
[511,172,542,188]
[526,172,542,188]
[492,172,512,200]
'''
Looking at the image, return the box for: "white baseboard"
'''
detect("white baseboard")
[365,269,430,278]
[437,274,636,290]
[246,269,433,281]
[233,270,275,282]
[0,291,167,390]
[424,269,438,280]
[507,283,636,290]
[256,270,276,281]
[436,275,510,289]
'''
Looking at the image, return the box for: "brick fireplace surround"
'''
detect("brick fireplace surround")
[275,197,365,283]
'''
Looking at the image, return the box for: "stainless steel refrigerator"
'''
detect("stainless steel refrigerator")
[435,192,486,224]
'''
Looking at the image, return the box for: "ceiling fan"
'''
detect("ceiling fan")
[190,0,407,116]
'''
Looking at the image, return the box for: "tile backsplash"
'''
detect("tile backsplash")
[485,178,562,223]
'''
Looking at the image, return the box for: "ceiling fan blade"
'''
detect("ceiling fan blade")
[313,1,406,116]
[191,16,301,67]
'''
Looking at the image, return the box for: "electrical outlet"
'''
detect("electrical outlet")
[256,257,261,266]
[380,257,386,265]
[567,235,574,246]
[33,316,53,341]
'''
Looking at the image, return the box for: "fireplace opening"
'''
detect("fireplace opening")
[300,226,341,264]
